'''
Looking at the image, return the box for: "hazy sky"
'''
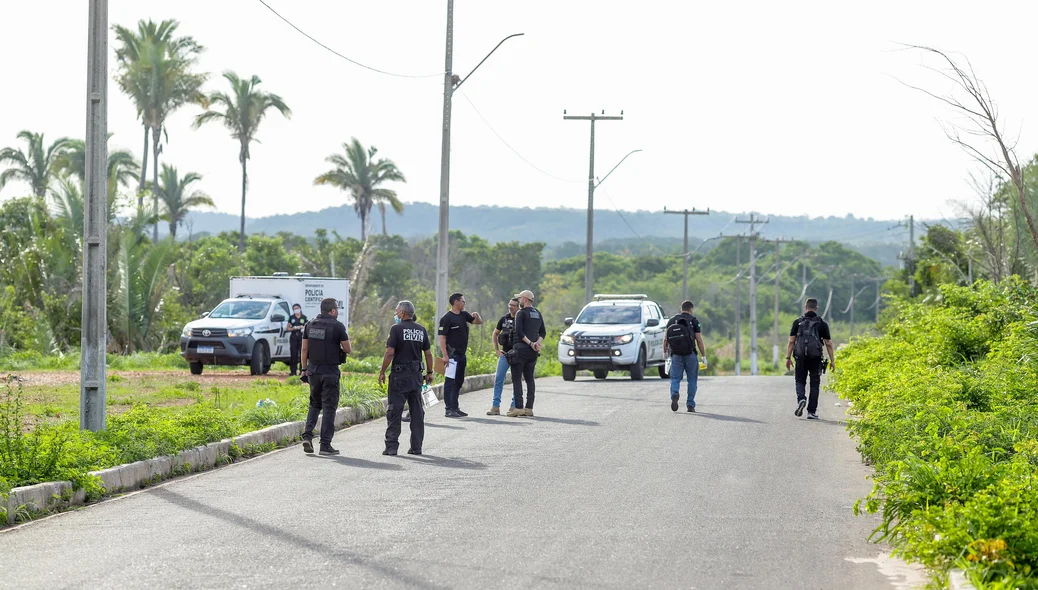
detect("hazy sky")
[1,0,1036,223]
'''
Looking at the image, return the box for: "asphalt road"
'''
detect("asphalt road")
[0,375,922,589]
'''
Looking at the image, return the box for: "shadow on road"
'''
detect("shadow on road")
[400,455,487,470]
[313,455,404,470]
[525,416,600,427]
[424,422,465,430]
[458,417,528,426]
[681,412,764,424]
[149,488,441,589]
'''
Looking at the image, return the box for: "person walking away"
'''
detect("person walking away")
[663,300,707,412]
[507,290,545,417]
[785,298,836,420]
[379,300,434,456]
[299,298,351,455]
[437,292,483,418]
[286,303,307,376]
[488,298,520,415]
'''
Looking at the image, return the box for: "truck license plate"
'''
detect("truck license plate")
[197,346,215,354]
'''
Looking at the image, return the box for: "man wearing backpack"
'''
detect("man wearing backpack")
[785,298,836,420]
[664,300,707,412]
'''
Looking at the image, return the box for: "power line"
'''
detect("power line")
[458,91,580,183]
[597,185,642,240]
[256,0,444,79]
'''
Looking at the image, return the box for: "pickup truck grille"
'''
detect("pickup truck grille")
[191,328,228,337]
[575,335,615,357]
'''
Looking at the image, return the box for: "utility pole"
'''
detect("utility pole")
[734,237,742,376]
[433,6,524,325]
[564,111,623,303]
[904,215,915,296]
[763,238,793,369]
[735,214,768,375]
[663,207,709,301]
[81,0,108,431]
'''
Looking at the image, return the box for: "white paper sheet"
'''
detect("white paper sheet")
[445,359,458,379]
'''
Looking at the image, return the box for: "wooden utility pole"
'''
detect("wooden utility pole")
[663,207,709,301]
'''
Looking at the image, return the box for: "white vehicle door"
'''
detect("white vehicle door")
[271,301,292,359]
[644,304,663,361]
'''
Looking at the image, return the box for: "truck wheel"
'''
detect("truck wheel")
[250,342,268,376]
[562,364,577,381]
[262,363,272,375]
[593,370,608,380]
[190,362,203,376]
[630,348,646,381]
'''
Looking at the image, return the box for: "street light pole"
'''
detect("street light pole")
[433,2,523,324]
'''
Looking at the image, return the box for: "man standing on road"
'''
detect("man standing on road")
[663,300,707,413]
[488,298,520,416]
[785,298,836,420]
[299,298,351,456]
[379,300,434,456]
[286,303,307,376]
[438,293,483,418]
[507,290,545,418]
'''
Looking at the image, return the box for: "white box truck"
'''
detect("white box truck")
[180,274,350,375]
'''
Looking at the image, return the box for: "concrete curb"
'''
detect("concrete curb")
[4,370,508,525]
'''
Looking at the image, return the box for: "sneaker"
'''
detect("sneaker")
[382,448,397,456]
[319,445,340,456]
[522,408,534,417]
[445,410,462,418]
[487,406,500,416]
[806,412,819,420]
[456,409,469,417]
[407,449,422,455]
[506,407,524,417]
[671,395,679,412]
[687,406,696,413]
[795,399,806,417]
[302,440,314,454]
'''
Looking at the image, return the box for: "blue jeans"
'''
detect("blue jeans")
[669,354,699,408]
[492,354,515,408]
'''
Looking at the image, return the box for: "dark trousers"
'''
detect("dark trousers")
[289,335,302,375]
[794,356,822,414]
[385,372,425,452]
[303,373,340,446]
[511,353,537,410]
[443,353,467,411]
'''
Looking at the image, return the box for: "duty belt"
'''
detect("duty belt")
[392,361,423,373]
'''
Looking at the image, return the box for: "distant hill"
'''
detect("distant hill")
[179,203,918,267]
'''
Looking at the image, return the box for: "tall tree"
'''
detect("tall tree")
[313,138,406,241]
[113,19,206,240]
[194,72,291,253]
[0,131,71,198]
[153,164,215,239]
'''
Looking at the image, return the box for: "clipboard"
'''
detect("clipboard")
[434,356,448,375]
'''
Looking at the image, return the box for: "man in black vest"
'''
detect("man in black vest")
[507,289,545,417]
[379,300,434,456]
[663,300,707,412]
[488,297,520,416]
[300,297,351,455]
[785,298,835,420]
[286,303,307,376]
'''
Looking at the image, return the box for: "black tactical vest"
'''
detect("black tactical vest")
[306,316,341,366]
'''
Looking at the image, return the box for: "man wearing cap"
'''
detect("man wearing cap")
[507,289,545,417]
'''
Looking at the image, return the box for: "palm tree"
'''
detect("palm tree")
[113,19,206,240]
[194,72,291,253]
[0,131,71,198]
[313,138,406,241]
[153,164,215,239]
[55,136,140,201]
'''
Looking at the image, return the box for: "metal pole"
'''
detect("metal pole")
[734,237,741,377]
[81,0,108,431]
[773,241,781,369]
[434,0,454,326]
[749,234,758,375]
[585,114,596,304]
[682,214,689,301]
[908,215,915,296]
[849,276,856,337]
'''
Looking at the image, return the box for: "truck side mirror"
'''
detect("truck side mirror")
[564,317,574,326]
[646,318,660,327]
[271,314,286,322]
[201,311,210,318]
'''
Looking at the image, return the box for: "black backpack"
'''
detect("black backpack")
[666,317,695,356]
[794,315,824,359]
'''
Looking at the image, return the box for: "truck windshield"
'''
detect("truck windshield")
[576,305,642,325]
[208,301,271,320]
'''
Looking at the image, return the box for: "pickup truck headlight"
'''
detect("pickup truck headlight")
[182,326,191,337]
[560,334,574,345]
[614,333,634,345]
[227,327,253,338]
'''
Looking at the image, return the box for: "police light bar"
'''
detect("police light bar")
[592,294,648,301]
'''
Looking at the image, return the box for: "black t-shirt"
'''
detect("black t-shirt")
[288,313,307,337]
[303,314,349,373]
[387,320,431,367]
[666,312,702,334]
[496,314,516,352]
[789,311,832,340]
[438,310,474,355]
[514,306,546,347]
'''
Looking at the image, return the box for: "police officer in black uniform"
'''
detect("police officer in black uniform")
[300,297,351,456]
[507,289,546,417]
[379,300,434,456]
[286,303,307,376]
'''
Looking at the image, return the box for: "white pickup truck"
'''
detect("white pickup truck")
[557,294,670,381]
[179,275,349,375]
